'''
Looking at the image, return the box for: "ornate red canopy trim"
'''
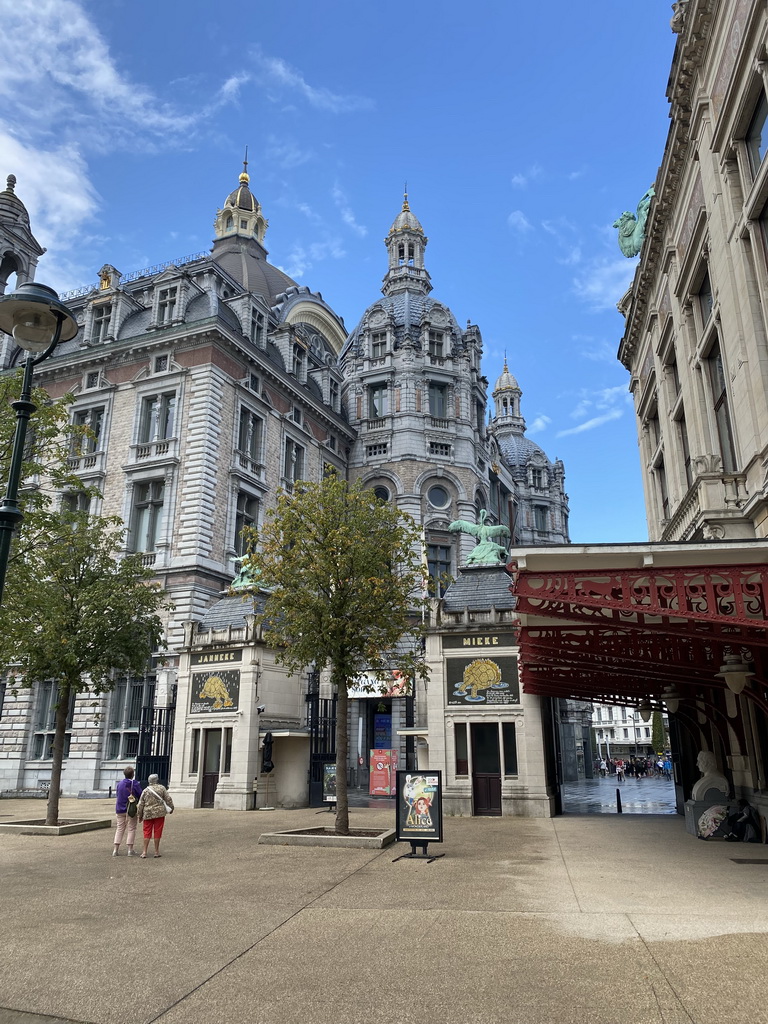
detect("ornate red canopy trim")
[508,562,768,705]
[509,563,768,630]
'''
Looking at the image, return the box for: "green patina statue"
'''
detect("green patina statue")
[230,558,261,591]
[613,185,655,258]
[448,509,510,566]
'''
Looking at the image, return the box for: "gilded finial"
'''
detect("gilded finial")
[402,181,410,212]
[239,146,250,185]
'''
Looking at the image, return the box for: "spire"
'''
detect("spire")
[492,356,524,431]
[382,190,431,297]
[213,154,268,245]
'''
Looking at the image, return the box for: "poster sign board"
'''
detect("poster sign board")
[370,749,399,796]
[395,770,443,843]
[322,763,337,803]
[446,655,519,706]
[190,669,240,713]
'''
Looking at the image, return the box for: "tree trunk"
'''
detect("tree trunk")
[45,681,71,826]
[335,681,349,835]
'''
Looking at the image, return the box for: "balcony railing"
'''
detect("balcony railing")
[129,437,179,463]
[235,451,265,479]
[67,451,105,474]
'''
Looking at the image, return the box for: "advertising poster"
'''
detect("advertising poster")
[190,669,240,713]
[395,770,443,843]
[369,749,393,796]
[322,763,337,803]
[446,656,519,706]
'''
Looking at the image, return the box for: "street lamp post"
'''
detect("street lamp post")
[0,282,78,605]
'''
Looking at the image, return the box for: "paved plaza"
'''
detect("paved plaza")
[1,796,767,1024]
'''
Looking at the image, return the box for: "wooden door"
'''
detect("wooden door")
[471,722,502,816]
[201,729,222,808]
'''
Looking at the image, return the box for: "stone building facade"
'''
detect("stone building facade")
[619,0,768,543]
[0,171,569,809]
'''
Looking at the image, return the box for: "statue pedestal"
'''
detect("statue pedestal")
[684,786,730,836]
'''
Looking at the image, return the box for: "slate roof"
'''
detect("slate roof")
[342,291,462,359]
[496,433,551,467]
[199,593,265,631]
[442,565,516,612]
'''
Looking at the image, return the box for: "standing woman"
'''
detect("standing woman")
[113,766,142,857]
[137,773,174,859]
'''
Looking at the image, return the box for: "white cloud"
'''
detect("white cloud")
[332,185,367,237]
[573,256,636,312]
[510,164,542,188]
[528,415,552,435]
[0,0,199,141]
[296,202,323,225]
[555,383,631,437]
[556,408,623,437]
[507,210,533,233]
[0,0,252,286]
[0,130,99,290]
[278,238,346,279]
[577,336,620,363]
[266,136,314,169]
[558,246,582,266]
[253,49,373,114]
[219,73,251,102]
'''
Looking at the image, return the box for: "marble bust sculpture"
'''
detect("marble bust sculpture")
[691,750,730,801]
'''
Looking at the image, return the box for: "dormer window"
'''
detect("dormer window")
[92,303,111,343]
[158,287,177,324]
[251,311,265,346]
[371,332,387,358]
[428,331,444,359]
[292,344,306,379]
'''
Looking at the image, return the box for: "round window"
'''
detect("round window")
[373,486,390,503]
[428,485,450,508]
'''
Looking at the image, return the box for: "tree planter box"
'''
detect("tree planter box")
[0,818,112,836]
[258,826,396,850]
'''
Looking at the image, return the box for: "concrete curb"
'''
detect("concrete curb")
[0,818,112,836]
[258,826,396,849]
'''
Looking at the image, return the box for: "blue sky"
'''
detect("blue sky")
[0,1,678,543]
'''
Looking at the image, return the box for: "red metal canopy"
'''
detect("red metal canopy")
[508,561,768,713]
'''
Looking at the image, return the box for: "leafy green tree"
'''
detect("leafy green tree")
[651,710,665,756]
[0,512,169,825]
[242,474,429,834]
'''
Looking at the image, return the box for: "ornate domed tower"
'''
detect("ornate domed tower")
[213,155,268,247]
[0,174,45,296]
[342,194,511,581]
[490,360,570,544]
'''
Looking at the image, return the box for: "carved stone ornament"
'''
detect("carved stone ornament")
[670,2,688,35]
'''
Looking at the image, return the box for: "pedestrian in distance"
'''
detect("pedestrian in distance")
[137,773,174,859]
[112,766,142,857]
